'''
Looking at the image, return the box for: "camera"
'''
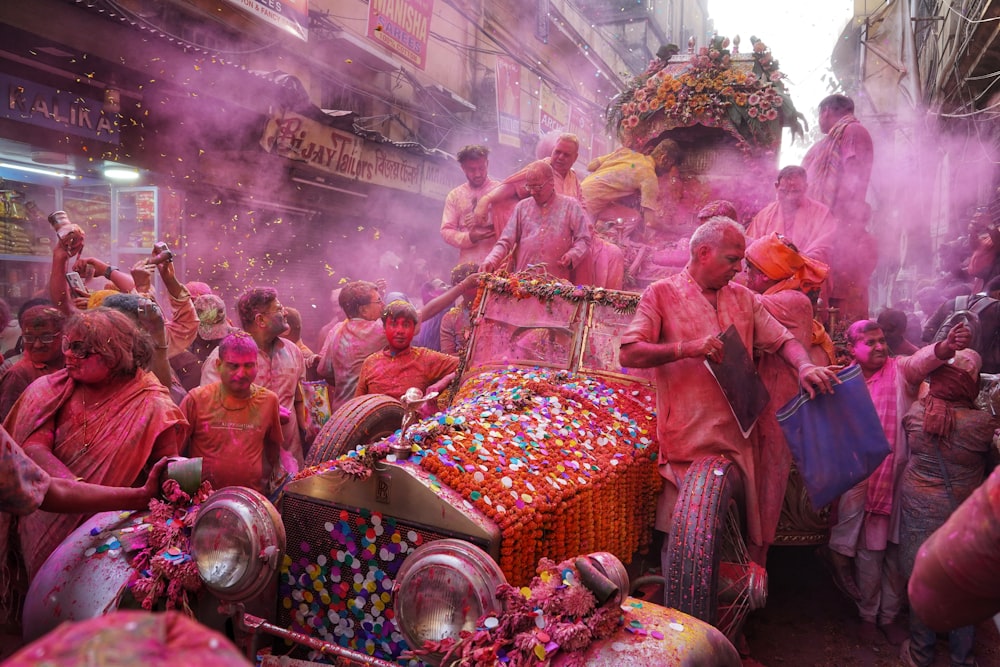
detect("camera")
[136,298,160,318]
[147,242,174,265]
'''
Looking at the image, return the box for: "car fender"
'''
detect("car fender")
[23,510,144,642]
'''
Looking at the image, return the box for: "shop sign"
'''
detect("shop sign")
[367,0,434,70]
[421,158,459,200]
[538,82,568,136]
[495,56,521,148]
[222,0,308,41]
[261,111,438,197]
[2,74,118,144]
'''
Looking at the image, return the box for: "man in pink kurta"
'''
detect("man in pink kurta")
[620,218,839,567]
[746,166,836,265]
[316,281,387,412]
[481,161,591,281]
[201,288,305,471]
[802,94,875,320]
[440,145,503,265]
[474,134,624,288]
[827,319,969,642]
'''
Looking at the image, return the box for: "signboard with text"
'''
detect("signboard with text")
[538,82,568,136]
[223,0,308,41]
[568,104,595,163]
[1,73,118,143]
[260,111,435,197]
[367,0,434,70]
[495,56,521,148]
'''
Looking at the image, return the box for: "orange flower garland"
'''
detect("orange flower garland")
[411,368,660,585]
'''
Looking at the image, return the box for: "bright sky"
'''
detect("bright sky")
[707,0,854,165]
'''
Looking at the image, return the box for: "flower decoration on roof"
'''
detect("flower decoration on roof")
[480,272,641,314]
[607,35,806,154]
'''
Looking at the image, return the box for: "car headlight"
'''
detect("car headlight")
[190,487,285,601]
[392,539,505,656]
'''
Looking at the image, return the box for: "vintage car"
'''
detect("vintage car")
[24,272,743,667]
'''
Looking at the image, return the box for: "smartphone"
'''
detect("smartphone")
[65,271,87,297]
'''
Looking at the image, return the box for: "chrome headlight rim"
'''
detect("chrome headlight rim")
[190,486,285,602]
[392,538,506,654]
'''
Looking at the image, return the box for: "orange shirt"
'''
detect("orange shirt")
[356,346,459,400]
[180,382,283,493]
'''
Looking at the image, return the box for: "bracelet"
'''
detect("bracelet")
[104,265,117,279]
[154,343,169,350]
[674,341,683,359]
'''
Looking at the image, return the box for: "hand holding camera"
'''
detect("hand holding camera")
[145,242,174,266]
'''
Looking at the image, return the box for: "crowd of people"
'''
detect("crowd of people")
[0,91,999,666]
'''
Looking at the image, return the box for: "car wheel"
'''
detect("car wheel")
[664,455,767,642]
[306,394,404,466]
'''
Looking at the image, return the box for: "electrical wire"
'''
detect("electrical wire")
[947,2,1000,23]
[934,95,1000,117]
[102,0,283,56]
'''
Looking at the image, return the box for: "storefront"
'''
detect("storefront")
[0,0,460,346]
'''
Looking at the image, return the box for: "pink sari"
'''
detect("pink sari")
[2,369,186,579]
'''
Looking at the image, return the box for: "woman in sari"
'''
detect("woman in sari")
[3,308,187,579]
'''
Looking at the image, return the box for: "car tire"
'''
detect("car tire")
[306,394,404,466]
[665,455,762,640]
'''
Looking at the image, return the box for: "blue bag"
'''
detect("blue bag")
[776,364,891,510]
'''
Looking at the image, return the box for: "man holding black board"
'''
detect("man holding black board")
[619,217,840,571]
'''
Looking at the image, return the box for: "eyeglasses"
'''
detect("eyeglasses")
[23,333,61,345]
[257,302,285,318]
[524,182,550,192]
[61,339,94,359]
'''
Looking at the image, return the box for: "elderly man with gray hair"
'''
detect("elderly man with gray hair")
[619,217,840,579]
[480,160,591,280]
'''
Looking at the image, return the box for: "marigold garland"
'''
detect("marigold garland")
[297,368,661,586]
[478,273,640,315]
[607,34,805,156]
[126,478,214,613]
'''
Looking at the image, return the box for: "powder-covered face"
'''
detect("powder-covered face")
[849,327,889,373]
[63,337,112,385]
[461,156,489,189]
[384,316,416,353]
[22,321,63,366]
[217,348,258,397]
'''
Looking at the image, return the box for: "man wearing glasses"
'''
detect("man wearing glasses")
[0,305,66,421]
[201,287,306,472]
[480,161,591,280]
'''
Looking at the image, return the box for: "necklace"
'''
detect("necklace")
[80,387,92,455]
